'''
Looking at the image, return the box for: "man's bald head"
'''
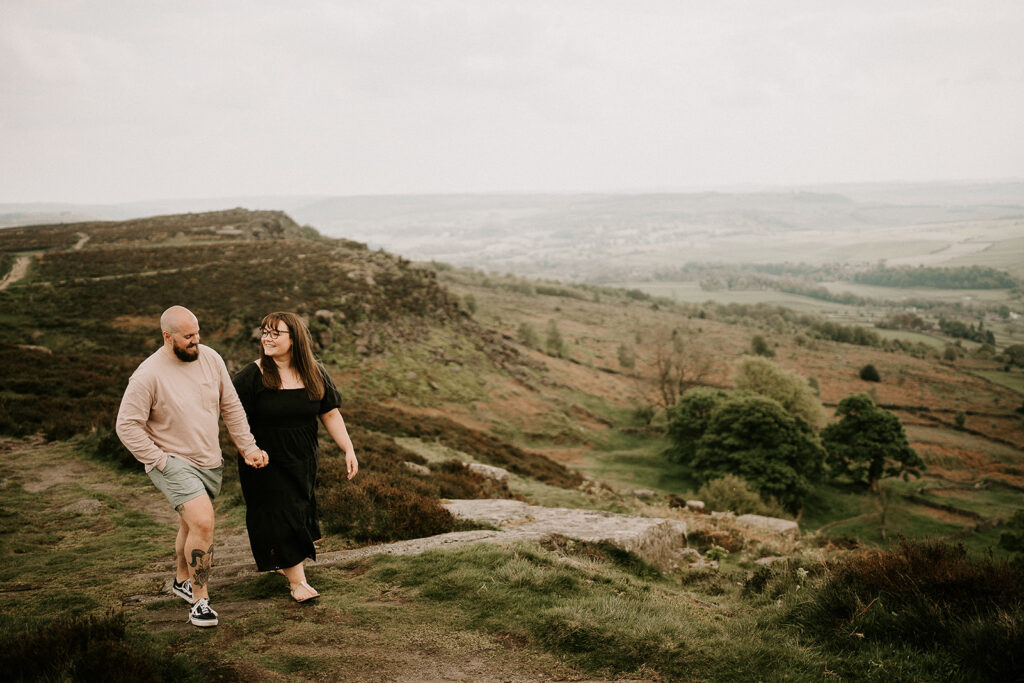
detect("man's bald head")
[161,306,201,362]
[161,306,198,335]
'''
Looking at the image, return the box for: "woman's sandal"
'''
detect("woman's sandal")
[290,580,320,603]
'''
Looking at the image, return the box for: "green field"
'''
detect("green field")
[971,369,1024,396]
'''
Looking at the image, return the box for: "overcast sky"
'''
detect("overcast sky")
[2,1,1023,204]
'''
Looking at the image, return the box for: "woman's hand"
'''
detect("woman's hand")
[345,451,359,479]
[243,448,269,469]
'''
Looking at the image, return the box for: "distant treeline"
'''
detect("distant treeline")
[854,265,1017,290]
[938,318,996,345]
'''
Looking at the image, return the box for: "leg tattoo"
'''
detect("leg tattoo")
[175,503,184,513]
[189,544,214,588]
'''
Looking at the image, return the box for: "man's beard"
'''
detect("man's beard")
[173,343,200,362]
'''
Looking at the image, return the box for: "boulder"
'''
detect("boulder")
[442,499,687,572]
[735,514,800,537]
[403,461,431,476]
[468,463,510,483]
[686,500,706,513]
[62,499,102,515]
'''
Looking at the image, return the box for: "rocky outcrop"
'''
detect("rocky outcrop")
[468,463,510,483]
[441,499,688,571]
[735,514,800,537]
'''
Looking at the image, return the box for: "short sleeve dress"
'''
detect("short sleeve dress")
[232,361,341,572]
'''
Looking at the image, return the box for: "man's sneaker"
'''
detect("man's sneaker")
[171,577,193,604]
[189,598,219,627]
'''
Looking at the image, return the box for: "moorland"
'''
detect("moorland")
[1,203,1023,681]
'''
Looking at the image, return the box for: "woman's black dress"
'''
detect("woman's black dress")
[232,362,341,572]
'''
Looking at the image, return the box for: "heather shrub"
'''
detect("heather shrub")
[686,527,746,554]
[317,426,509,542]
[0,611,229,682]
[785,539,1024,680]
[319,471,456,542]
[429,460,511,499]
[81,422,137,469]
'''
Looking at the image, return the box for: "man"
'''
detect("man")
[116,305,268,627]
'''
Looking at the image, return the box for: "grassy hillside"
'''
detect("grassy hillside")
[2,209,1023,680]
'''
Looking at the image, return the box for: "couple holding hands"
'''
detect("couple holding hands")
[116,306,358,627]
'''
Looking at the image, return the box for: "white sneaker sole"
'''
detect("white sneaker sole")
[189,615,218,627]
[171,587,194,604]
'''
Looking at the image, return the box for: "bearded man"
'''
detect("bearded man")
[116,305,268,627]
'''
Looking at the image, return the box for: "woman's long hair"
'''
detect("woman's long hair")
[259,312,325,400]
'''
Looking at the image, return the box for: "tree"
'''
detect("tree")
[648,327,717,408]
[733,356,826,430]
[821,393,924,490]
[859,364,881,382]
[665,387,728,463]
[1004,344,1024,367]
[617,342,636,370]
[689,395,826,514]
[545,319,566,358]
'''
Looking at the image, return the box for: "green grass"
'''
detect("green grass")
[971,369,1024,396]
[822,280,1016,304]
[580,431,700,498]
[872,327,947,349]
[365,542,824,680]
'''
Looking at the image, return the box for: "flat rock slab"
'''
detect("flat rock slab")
[442,499,687,570]
[735,514,800,537]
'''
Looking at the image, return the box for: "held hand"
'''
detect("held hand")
[244,448,270,469]
[346,451,359,480]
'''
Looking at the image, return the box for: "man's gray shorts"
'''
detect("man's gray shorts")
[148,455,223,509]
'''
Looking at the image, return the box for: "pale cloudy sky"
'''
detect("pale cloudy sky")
[2,0,1023,203]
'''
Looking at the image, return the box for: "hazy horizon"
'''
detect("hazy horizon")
[4,1,1024,204]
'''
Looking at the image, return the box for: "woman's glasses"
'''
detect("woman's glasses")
[260,328,290,340]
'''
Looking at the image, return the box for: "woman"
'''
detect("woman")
[233,312,358,602]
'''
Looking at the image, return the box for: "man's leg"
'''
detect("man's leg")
[177,494,215,601]
[174,517,189,583]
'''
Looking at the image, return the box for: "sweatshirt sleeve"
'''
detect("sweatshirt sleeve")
[217,356,259,456]
[115,371,169,472]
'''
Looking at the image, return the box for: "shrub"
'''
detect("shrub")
[733,356,826,430]
[785,539,1024,680]
[429,460,511,500]
[858,364,880,382]
[750,334,774,358]
[954,410,967,430]
[545,319,567,358]
[999,508,1024,569]
[696,475,788,517]
[687,527,746,553]
[319,472,456,542]
[616,343,636,369]
[81,423,137,469]
[517,322,539,348]
[0,611,225,682]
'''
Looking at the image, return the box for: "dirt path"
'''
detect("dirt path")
[0,254,31,290]
[2,437,660,681]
